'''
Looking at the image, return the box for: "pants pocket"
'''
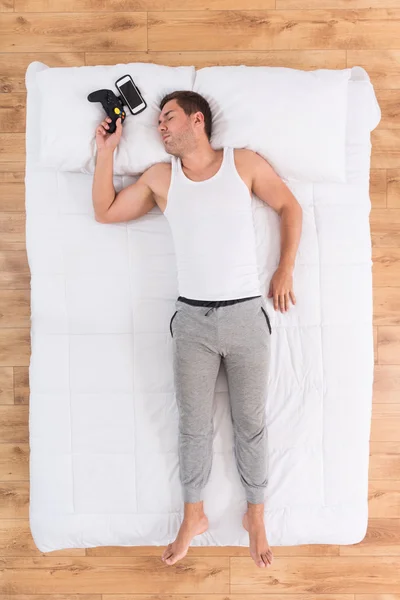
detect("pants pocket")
[260,306,272,335]
[169,310,178,337]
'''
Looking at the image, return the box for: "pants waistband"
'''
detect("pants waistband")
[177,295,262,316]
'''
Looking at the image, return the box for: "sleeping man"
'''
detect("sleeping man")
[92,91,302,569]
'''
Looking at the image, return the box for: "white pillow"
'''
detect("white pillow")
[34,62,195,176]
[29,62,365,182]
[193,65,351,182]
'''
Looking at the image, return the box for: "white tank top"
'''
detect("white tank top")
[163,146,261,301]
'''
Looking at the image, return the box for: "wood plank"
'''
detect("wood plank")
[0,444,29,481]
[368,480,400,517]
[14,366,29,405]
[0,483,28,518]
[0,405,29,442]
[0,290,30,328]
[0,596,98,600]
[0,232,25,251]
[370,209,400,247]
[369,442,400,479]
[0,133,25,164]
[374,89,400,129]
[0,519,86,555]
[5,50,346,93]
[0,212,25,251]
[0,556,229,594]
[105,596,354,600]
[0,52,85,94]
[372,403,400,418]
[0,367,13,404]
[348,50,400,89]
[230,555,400,593]
[0,164,25,184]
[371,415,400,441]
[87,49,347,70]
[376,327,400,363]
[371,130,400,169]
[88,544,340,557]
[340,518,400,556]
[373,365,400,402]
[387,168,400,208]
[370,169,386,208]
[357,596,400,599]
[0,0,13,11]
[0,93,25,132]
[372,248,400,286]
[15,0,277,9]
[148,10,400,53]
[0,13,147,53]
[373,287,400,326]
[0,271,30,290]
[0,251,30,292]
[0,329,30,367]
[279,0,400,6]
[0,184,26,211]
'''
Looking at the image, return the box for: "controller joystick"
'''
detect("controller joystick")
[87,89,126,134]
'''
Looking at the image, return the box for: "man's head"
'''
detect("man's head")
[158,91,212,155]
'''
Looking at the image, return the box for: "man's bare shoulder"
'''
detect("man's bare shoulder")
[141,161,172,206]
[141,161,171,183]
[233,148,262,165]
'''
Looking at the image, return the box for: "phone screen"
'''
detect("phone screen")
[119,80,143,110]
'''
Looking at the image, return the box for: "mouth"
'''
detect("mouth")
[163,135,170,141]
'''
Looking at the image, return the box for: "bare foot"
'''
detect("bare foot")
[243,511,273,568]
[161,513,209,566]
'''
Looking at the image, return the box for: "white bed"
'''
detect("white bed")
[25,60,381,552]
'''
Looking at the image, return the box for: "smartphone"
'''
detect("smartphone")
[115,74,147,115]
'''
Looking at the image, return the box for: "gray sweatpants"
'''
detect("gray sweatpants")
[169,294,272,505]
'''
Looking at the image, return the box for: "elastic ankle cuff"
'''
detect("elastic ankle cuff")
[183,487,203,503]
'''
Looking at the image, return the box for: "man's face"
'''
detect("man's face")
[157,100,197,154]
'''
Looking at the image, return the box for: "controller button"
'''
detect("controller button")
[114,108,120,114]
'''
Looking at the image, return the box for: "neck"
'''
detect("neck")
[179,144,221,172]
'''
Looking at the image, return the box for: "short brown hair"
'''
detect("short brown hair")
[159,91,212,141]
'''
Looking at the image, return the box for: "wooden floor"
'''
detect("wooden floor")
[1,0,400,597]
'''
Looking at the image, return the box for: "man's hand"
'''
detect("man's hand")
[268,266,296,312]
[95,116,123,153]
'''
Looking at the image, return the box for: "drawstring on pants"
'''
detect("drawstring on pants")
[176,295,262,318]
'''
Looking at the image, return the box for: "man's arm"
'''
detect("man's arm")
[92,148,117,219]
[250,151,303,271]
[92,149,156,223]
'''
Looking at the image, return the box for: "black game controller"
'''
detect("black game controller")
[87,89,126,134]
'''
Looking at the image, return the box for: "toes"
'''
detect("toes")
[161,544,172,561]
[261,553,270,567]
[257,558,266,568]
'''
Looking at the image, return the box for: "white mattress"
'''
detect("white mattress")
[26,62,379,552]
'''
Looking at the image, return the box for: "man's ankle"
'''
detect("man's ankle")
[247,501,265,516]
[184,500,205,517]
